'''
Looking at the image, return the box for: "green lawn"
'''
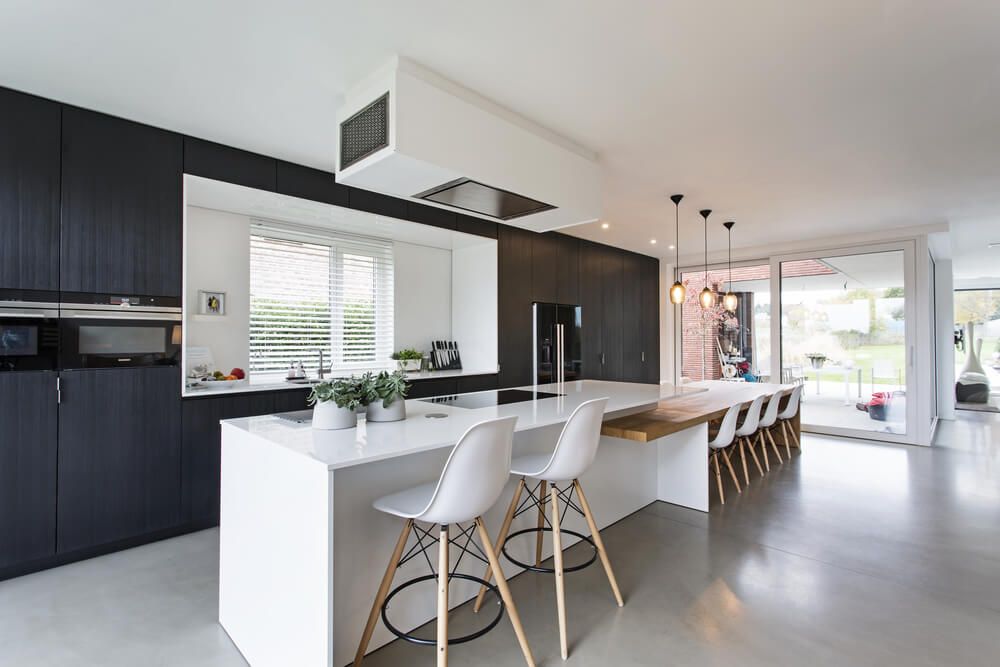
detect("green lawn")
[796,344,907,384]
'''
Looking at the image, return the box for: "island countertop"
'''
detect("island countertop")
[221,380,705,471]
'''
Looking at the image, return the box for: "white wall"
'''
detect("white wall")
[935,259,956,420]
[184,206,250,375]
[452,241,499,372]
[393,241,452,353]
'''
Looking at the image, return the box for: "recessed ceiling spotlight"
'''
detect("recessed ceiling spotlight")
[668,244,675,250]
[650,239,657,244]
[601,222,610,229]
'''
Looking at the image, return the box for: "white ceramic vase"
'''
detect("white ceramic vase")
[366,395,406,422]
[312,401,357,430]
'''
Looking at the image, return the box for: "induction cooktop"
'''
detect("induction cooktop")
[420,388,563,410]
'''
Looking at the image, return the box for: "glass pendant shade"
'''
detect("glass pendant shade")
[669,280,686,304]
[699,286,716,309]
[723,291,738,312]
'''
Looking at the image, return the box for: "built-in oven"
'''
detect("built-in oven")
[59,296,182,369]
[0,301,60,372]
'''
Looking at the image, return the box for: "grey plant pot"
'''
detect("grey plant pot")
[312,401,357,430]
[366,395,406,422]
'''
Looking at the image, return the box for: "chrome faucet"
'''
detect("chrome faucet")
[317,350,331,380]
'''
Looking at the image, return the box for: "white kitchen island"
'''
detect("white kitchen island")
[218,380,710,667]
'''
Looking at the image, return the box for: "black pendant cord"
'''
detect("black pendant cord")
[670,194,683,291]
[699,209,712,288]
[724,221,734,294]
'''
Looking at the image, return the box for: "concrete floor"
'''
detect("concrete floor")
[1,413,998,666]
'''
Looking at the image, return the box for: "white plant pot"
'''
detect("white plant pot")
[396,359,422,372]
[366,395,406,422]
[312,401,357,430]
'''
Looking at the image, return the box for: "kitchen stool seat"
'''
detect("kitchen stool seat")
[354,416,535,667]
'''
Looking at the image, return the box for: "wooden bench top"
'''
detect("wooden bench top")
[601,381,794,442]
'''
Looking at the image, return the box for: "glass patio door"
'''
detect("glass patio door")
[774,243,916,443]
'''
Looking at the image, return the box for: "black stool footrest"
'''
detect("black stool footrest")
[381,573,505,646]
[501,527,598,573]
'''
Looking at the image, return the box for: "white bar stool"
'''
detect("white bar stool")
[709,403,745,503]
[757,389,790,462]
[775,384,803,450]
[472,397,618,661]
[353,415,535,667]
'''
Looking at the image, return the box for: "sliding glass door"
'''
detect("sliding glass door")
[775,243,916,442]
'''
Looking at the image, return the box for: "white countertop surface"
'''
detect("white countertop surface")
[183,367,498,398]
[221,380,705,470]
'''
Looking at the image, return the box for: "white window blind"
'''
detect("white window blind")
[249,221,394,375]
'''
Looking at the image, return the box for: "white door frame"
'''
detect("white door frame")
[769,240,918,445]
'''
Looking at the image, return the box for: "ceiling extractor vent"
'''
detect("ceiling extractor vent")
[339,92,389,170]
[415,178,555,221]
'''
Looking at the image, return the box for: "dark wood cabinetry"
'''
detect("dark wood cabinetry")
[498,226,534,388]
[349,187,408,219]
[0,372,58,569]
[56,367,182,553]
[276,161,348,206]
[579,241,604,379]
[406,201,456,231]
[60,107,183,297]
[182,388,309,526]
[622,253,645,382]
[184,137,276,191]
[640,257,661,383]
[407,377,459,399]
[456,374,499,393]
[0,89,61,295]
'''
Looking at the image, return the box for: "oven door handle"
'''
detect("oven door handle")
[59,309,182,322]
[0,308,59,318]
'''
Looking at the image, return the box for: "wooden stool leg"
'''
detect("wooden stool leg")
[437,524,449,667]
[573,480,624,607]
[722,449,741,493]
[473,478,524,613]
[354,519,413,667]
[550,486,569,659]
[712,451,725,504]
[475,518,536,667]
[536,480,547,566]
[738,439,750,485]
[745,437,764,477]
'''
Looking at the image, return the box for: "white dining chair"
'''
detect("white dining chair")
[709,402,746,504]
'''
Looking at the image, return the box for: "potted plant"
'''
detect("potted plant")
[390,348,423,372]
[365,370,409,422]
[308,377,363,430]
[805,353,827,370]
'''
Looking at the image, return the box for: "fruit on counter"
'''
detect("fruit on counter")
[212,371,224,379]
[230,367,246,380]
[223,374,237,381]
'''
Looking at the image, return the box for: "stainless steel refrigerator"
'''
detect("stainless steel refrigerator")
[533,302,582,384]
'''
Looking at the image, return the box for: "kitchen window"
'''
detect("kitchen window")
[248,222,394,375]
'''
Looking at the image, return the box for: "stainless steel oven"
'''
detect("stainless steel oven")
[0,301,60,372]
[59,299,181,369]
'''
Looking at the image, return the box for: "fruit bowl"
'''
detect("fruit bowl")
[201,378,247,390]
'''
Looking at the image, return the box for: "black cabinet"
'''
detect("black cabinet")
[454,213,498,239]
[406,201,456,231]
[456,374,499,393]
[57,367,182,553]
[579,241,604,379]
[276,161,348,206]
[349,187,408,220]
[0,372,58,569]
[531,232,560,303]
[622,253,644,382]
[60,108,183,297]
[498,226,534,388]
[407,377,459,399]
[0,89,61,295]
[181,388,309,526]
[184,137,276,191]
[600,246,625,381]
[555,234,580,305]
[640,257,661,383]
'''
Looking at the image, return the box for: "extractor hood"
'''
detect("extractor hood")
[335,57,602,232]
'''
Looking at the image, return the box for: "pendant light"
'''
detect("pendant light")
[698,209,716,309]
[723,221,738,312]
[668,194,686,304]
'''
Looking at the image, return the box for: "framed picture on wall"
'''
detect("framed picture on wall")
[198,290,226,316]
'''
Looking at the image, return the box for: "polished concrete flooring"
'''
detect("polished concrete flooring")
[1,413,998,666]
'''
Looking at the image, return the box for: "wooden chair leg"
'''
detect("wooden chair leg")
[573,480,624,607]
[771,425,790,459]
[712,451,725,504]
[475,518,536,667]
[550,486,569,660]
[787,420,801,448]
[437,524,449,667]
[722,448,741,493]
[473,478,524,613]
[757,433,770,471]
[354,519,414,667]
[763,429,782,463]
[536,480,547,567]
[738,439,750,485]
[744,437,765,477]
